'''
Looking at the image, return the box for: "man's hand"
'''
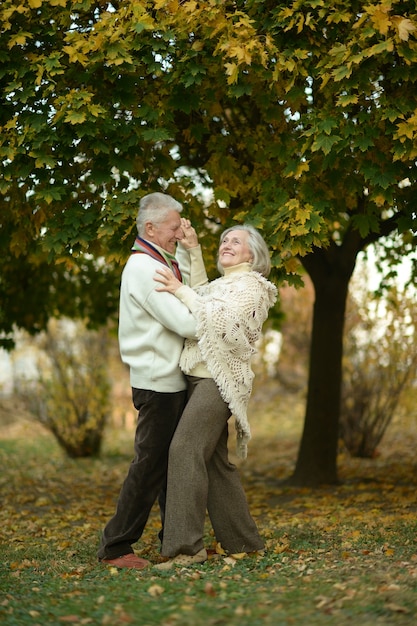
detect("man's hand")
[179,218,199,249]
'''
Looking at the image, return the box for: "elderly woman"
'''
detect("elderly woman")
[153,224,277,569]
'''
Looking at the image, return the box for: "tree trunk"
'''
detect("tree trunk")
[288,242,359,486]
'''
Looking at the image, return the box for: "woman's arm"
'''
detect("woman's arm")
[154,267,200,312]
[154,267,183,294]
[176,219,208,288]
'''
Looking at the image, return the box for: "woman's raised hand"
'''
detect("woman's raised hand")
[179,218,198,249]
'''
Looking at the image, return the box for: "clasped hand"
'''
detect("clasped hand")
[154,268,182,294]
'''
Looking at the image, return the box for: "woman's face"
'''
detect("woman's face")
[218,230,253,269]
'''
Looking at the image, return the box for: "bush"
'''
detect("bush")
[18,319,111,458]
[340,285,417,458]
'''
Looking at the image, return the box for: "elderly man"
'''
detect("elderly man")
[98,192,206,569]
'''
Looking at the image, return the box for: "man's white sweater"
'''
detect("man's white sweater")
[118,244,207,393]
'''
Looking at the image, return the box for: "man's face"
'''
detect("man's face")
[146,210,184,254]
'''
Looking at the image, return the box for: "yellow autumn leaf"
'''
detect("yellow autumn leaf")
[295,160,310,177]
[225,62,239,85]
[229,44,252,65]
[373,194,386,207]
[153,0,177,10]
[62,46,88,65]
[191,40,204,52]
[8,33,31,48]
[392,16,416,41]
[182,0,198,12]
[28,0,42,8]
[395,120,416,140]
[295,207,312,225]
[370,8,391,36]
[35,496,50,506]
[284,256,301,273]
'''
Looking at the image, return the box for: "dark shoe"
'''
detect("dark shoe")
[154,548,207,571]
[101,554,150,569]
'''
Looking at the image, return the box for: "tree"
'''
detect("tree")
[1,0,417,483]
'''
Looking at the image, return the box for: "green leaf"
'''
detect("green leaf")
[366,39,394,57]
[141,128,172,141]
[354,135,375,151]
[352,214,370,237]
[311,134,342,155]
[214,187,231,204]
[331,64,352,82]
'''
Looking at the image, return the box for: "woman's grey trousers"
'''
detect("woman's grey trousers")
[161,376,264,557]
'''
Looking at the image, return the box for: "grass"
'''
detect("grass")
[1,383,417,625]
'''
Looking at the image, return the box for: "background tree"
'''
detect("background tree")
[1,0,417,483]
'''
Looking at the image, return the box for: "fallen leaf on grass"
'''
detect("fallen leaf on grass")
[230,552,246,560]
[315,595,331,610]
[148,584,164,597]
[379,583,401,592]
[273,541,291,554]
[108,567,119,575]
[235,605,251,616]
[102,610,134,624]
[204,582,216,597]
[385,602,410,614]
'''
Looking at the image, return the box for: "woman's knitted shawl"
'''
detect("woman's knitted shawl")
[180,270,277,459]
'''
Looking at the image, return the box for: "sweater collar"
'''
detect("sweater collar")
[141,238,178,264]
[223,262,253,277]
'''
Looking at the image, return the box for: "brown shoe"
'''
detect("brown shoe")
[101,554,150,569]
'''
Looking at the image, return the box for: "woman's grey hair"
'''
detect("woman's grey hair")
[217,224,272,277]
[136,192,183,237]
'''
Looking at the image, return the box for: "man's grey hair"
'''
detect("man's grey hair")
[217,224,272,277]
[136,192,183,237]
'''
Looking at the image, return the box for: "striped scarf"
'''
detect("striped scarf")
[131,237,182,282]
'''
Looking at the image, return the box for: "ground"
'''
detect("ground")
[1,378,417,625]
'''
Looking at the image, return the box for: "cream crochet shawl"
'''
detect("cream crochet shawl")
[178,264,277,459]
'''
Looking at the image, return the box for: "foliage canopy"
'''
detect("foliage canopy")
[2,1,416,288]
